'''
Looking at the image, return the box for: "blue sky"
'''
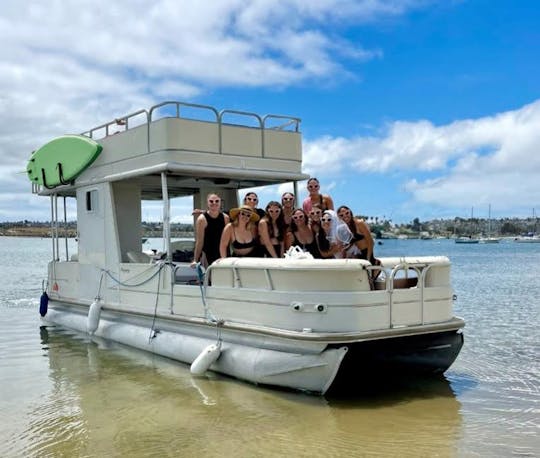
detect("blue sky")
[1,0,539,223]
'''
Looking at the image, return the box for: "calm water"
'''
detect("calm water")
[0,237,538,457]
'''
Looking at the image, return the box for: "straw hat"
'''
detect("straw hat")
[229,205,260,223]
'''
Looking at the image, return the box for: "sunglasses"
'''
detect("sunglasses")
[307,185,319,189]
[282,197,294,201]
[208,199,220,204]
[310,210,322,215]
[246,197,258,202]
[240,211,252,217]
[268,208,280,213]
[292,215,305,220]
[338,212,350,217]
[321,218,332,223]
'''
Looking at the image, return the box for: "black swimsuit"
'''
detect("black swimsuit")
[231,231,257,257]
[264,243,282,258]
[202,212,226,265]
[351,231,365,242]
[293,233,321,259]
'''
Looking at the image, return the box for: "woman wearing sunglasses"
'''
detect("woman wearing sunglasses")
[243,192,266,219]
[219,205,260,258]
[259,201,287,258]
[336,205,376,263]
[308,207,323,239]
[192,193,229,267]
[284,209,321,258]
[281,192,295,229]
[317,210,347,258]
[302,177,334,214]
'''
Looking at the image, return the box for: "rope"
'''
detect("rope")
[95,271,105,300]
[196,263,219,323]
[102,261,166,288]
[148,266,163,343]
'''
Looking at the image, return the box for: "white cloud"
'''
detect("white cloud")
[304,99,540,212]
[1,0,421,220]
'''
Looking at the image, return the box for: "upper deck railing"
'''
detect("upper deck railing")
[81,101,301,158]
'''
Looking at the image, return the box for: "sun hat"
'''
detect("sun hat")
[229,205,260,223]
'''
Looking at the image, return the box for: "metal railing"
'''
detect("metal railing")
[31,101,302,195]
[83,100,301,158]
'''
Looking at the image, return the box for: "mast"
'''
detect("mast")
[488,204,491,237]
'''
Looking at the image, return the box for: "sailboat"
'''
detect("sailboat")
[455,207,479,244]
[479,204,501,243]
[514,208,540,243]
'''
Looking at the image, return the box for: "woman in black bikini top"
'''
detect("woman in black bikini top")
[285,208,321,258]
[259,201,287,258]
[219,205,260,258]
[337,205,375,262]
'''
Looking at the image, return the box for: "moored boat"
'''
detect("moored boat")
[514,234,540,243]
[28,101,464,394]
[455,236,479,244]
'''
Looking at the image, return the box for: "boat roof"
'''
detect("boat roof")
[32,101,308,198]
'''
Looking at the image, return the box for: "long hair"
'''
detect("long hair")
[263,201,286,241]
[289,208,309,233]
[317,225,330,251]
[337,205,356,234]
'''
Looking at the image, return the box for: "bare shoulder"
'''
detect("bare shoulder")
[196,213,207,227]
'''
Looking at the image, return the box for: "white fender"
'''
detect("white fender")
[190,343,221,376]
[87,300,102,335]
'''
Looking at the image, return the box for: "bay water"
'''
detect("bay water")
[0,236,538,457]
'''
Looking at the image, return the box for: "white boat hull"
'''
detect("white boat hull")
[43,305,348,394]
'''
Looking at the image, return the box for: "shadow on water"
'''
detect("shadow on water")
[325,373,458,407]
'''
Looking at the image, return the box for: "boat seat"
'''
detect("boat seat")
[126,251,152,263]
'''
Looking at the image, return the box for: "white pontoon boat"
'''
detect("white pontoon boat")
[29,101,464,394]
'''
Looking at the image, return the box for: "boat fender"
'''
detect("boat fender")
[190,343,221,376]
[87,300,102,335]
[39,291,49,317]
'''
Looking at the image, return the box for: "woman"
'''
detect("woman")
[259,201,286,258]
[281,192,295,229]
[337,205,376,263]
[308,206,323,239]
[192,193,229,267]
[302,177,334,214]
[285,209,321,258]
[219,205,260,258]
[243,192,266,219]
[317,210,346,258]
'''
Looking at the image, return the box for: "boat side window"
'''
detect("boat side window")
[86,190,98,213]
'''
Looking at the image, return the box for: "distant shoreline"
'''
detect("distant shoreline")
[0,227,194,238]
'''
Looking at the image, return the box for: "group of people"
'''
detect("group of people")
[192,177,377,267]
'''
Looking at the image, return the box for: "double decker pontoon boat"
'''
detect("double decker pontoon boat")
[28,101,464,394]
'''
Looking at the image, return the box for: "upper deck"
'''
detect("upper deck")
[33,101,307,198]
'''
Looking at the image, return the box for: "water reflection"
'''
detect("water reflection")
[21,326,464,457]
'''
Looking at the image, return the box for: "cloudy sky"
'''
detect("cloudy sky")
[2,0,539,223]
